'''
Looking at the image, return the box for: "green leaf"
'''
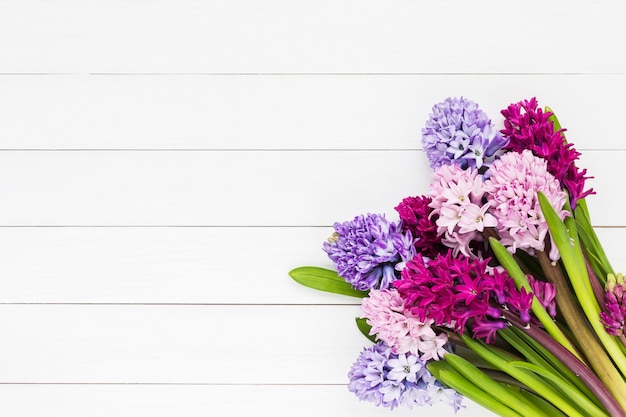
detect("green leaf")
[355,318,377,343]
[545,106,563,133]
[575,198,614,280]
[288,266,368,298]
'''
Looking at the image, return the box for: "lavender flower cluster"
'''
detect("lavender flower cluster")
[348,342,463,411]
[422,97,508,170]
[323,213,414,291]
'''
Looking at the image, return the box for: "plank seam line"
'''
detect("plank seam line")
[0,382,347,386]
[0,72,623,76]
[0,225,620,229]
[0,303,360,306]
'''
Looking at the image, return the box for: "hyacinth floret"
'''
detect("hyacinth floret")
[395,195,447,259]
[485,150,568,262]
[501,98,594,209]
[323,213,415,291]
[422,97,508,170]
[528,275,557,318]
[361,289,449,360]
[428,164,496,258]
[348,341,463,411]
[601,273,626,336]
[394,252,533,344]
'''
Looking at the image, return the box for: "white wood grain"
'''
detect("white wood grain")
[0,75,623,150]
[0,226,339,304]
[0,384,496,417]
[0,0,623,74]
[0,304,365,384]
[0,226,624,304]
[0,150,619,226]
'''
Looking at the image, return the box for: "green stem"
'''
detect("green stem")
[500,326,599,408]
[584,251,607,308]
[461,335,593,417]
[503,310,621,417]
[489,238,580,359]
[518,389,568,417]
[428,360,527,417]
[536,250,626,413]
[444,354,551,416]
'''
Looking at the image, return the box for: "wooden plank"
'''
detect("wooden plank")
[0,1,623,74]
[0,226,624,304]
[0,226,338,304]
[0,150,620,226]
[0,75,622,150]
[0,304,369,384]
[0,384,495,417]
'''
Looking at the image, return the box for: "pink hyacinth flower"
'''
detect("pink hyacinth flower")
[484,150,568,261]
[361,289,448,361]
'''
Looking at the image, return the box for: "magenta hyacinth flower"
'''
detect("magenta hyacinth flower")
[395,195,447,259]
[601,273,626,336]
[501,98,594,209]
[528,275,557,318]
[394,252,533,344]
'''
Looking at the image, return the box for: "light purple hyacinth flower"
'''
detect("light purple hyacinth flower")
[422,97,508,171]
[323,213,415,291]
[348,342,463,411]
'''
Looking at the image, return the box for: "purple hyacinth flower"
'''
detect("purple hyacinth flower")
[323,213,415,291]
[422,97,508,171]
[348,342,462,411]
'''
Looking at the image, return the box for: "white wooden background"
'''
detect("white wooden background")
[0,1,624,416]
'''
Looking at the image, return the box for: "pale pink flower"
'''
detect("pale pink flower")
[430,164,484,210]
[417,333,449,361]
[485,150,568,261]
[428,164,489,257]
[441,231,477,258]
[457,202,497,234]
[361,289,448,360]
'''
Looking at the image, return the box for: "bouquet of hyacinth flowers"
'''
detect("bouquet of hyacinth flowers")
[289,97,626,417]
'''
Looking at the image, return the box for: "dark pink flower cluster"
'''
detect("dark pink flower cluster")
[394,195,447,259]
[393,252,533,344]
[500,98,594,209]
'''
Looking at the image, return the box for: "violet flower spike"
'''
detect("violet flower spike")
[348,342,463,411]
[422,97,508,171]
[323,213,415,291]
